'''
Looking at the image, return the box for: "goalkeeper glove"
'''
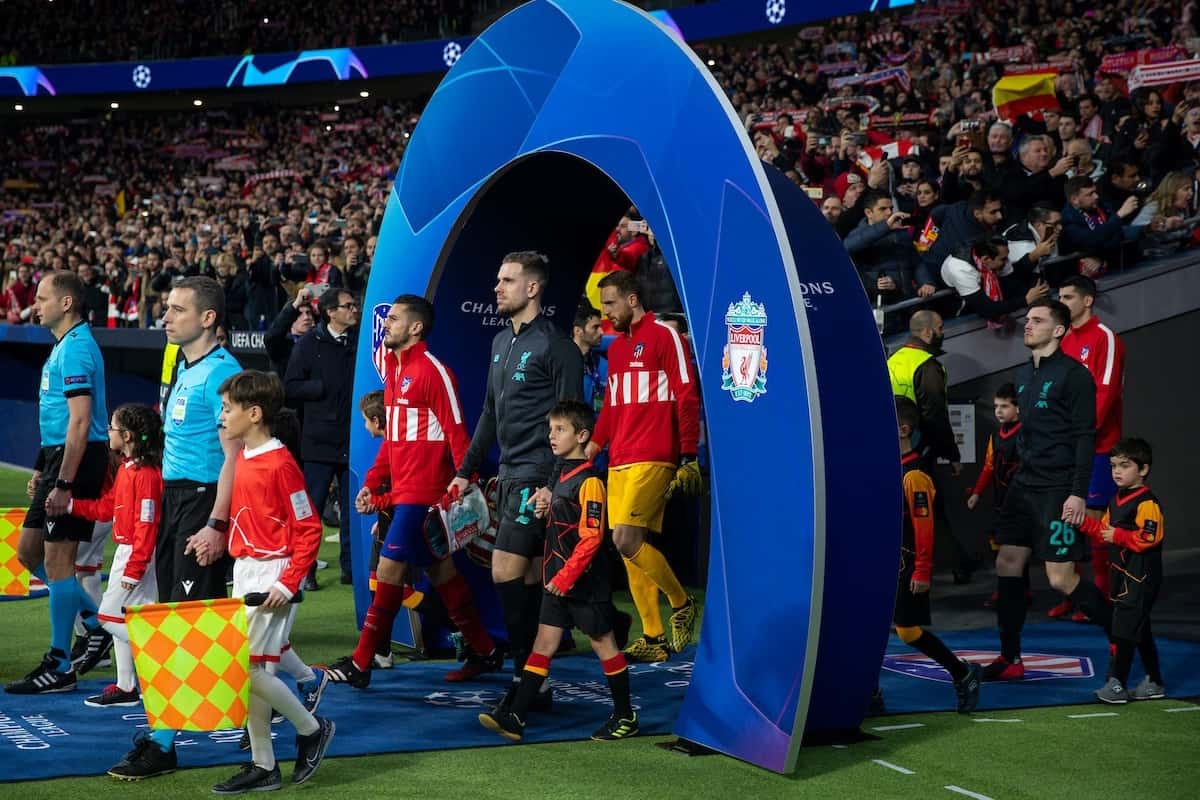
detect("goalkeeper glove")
[666,456,703,499]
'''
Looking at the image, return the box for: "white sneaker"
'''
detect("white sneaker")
[373,652,394,669]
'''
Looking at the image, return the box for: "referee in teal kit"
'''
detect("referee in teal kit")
[108,275,242,780]
[6,271,110,695]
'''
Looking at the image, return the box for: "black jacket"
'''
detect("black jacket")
[284,322,358,465]
[911,346,961,465]
[457,314,584,482]
[265,303,301,377]
[1012,348,1096,497]
[845,218,931,303]
[920,201,994,285]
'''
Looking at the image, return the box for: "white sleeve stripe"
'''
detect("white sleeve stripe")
[655,320,690,384]
[424,352,463,425]
[1099,324,1116,385]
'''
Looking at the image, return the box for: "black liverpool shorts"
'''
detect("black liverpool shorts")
[995,484,1089,563]
[540,591,613,638]
[155,480,231,602]
[25,441,110,542]
[494,477,547,559]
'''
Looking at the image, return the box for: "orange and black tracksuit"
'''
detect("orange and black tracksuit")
[972,421,1022,513]
[1081,486,1165,686]
[544,459,610,600]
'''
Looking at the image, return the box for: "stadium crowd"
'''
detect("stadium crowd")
[0,0,485,66]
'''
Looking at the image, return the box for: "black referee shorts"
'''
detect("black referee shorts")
[995,484,1089,563]
[155,480,231,602]
[894,566,932,628]
[25,441,110,542]
[540,591,613,638]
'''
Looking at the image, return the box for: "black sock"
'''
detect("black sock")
[510,668,546,718]
[495,578,530,673]
[1139,623,1163,685]
[1069,579,1112,637]
[997,576,1026,661]
[523,583,544,671]
[1110,638,1136,685]
[606,668,632,718]
[912,631,968,682]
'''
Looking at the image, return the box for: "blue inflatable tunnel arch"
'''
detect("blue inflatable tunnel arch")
[353,0,900,774]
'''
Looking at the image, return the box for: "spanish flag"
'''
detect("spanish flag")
[127,598,250,730]
[993,70,1059,121]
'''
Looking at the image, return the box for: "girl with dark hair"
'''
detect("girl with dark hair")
[68,403,165,708]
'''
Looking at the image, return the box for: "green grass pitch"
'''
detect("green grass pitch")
[1,465,1198,798]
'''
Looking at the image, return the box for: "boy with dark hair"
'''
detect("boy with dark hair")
[212,370,334,792]
[969,384,1030,608]
[888,397,981,714]
[479,400,637,741]
[1080,438,1166,704]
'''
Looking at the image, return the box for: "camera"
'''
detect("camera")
[963,119,984,132]
[848,132,869,146]
[1133,179,1153,196]
[817,135,832,147]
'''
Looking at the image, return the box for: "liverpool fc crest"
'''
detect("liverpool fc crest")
[721,292,768,403]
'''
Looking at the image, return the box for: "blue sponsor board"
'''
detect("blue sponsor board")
[354,0,896,773]
[2,0,919,98]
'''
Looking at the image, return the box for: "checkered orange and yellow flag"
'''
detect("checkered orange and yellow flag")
[0,508,31,596]
[126,598,250,730]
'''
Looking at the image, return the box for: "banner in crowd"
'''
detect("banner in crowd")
[1099,45,1188,76]
[823,95,882,114]
[817,61,861,75]
[976,44,1036,64]
[126,598,250,731]
[1128,59,1200,90]
[0,508,30,596]
[858,140,918,170]
[869,111,933,128]
[828,66,911,92]
[993,70,1060,120]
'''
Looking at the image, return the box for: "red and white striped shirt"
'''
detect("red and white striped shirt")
[227,439,322,598]
[1061,314,1124,453]
[592,311,700,467]
[364,340,471,506]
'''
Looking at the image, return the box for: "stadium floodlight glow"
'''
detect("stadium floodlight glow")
[325,125,332,131]
[262,17,269,23]
[109,101,119,109]
[333,105,340,111]
[359,90,369,98]
[13,103,22,111]
[192,98,203,106]
[707,59,716,66]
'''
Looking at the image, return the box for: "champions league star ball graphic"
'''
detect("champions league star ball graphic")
[766,0,787,24]
[132,64,152,89]
[442,41,463,68]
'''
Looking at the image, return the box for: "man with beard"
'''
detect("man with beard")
[448,252,583,714]
[586,270,700,663]
[940,147,989,205]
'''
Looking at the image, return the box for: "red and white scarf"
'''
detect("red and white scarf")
[974,255,1007,330]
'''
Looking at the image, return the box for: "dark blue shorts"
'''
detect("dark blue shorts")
[1087,453,1117,510]
[380,504,441,568]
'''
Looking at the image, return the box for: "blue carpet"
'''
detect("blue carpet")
[4,627,1198,782]
[0,646,695,782]
[880,623,1200,713]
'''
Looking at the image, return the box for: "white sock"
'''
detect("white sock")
[277,645,315,684]
[247,674,276,771]
[251,665,318,736]
[101,619,138,692]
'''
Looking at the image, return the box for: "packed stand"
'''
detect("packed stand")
[699,0,1200,331]
[1,102,413,328]
[0,0,484,66]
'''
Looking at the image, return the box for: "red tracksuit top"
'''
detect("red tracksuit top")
[364,341,471,506]
[227,439,322,598]
[591,311,700,467]
[71,459,162,586]
[1061,314,1124,453]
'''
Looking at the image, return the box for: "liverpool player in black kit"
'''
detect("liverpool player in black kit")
[983,299,1113,681]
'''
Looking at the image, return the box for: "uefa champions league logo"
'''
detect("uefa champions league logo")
[443,41,463,68]
[721,293,768,403]
[132,64,152,89]
[765,0,786,25]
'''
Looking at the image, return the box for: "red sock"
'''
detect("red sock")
[1092,547,1111,597]
[353,581,406,671]
[435,573,495,656]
